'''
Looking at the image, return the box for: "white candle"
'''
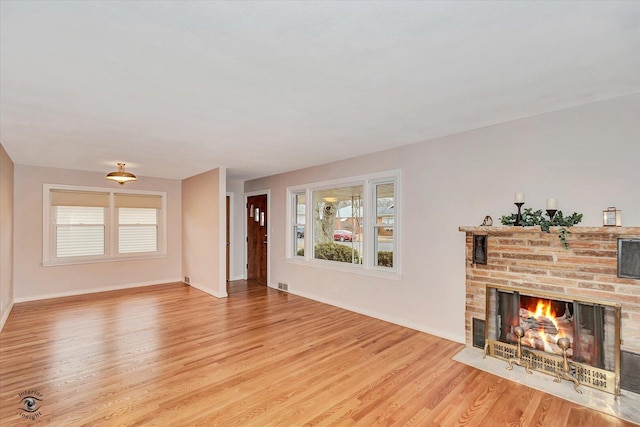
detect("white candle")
[514,192,525,203]
[546,198,557,210]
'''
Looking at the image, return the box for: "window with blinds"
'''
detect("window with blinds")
[52,190,109,258]
[43,185,166,266]
[55,206,106,257]
[116,193,162,254]
[118,208,157,253]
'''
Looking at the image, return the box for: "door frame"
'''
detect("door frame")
[226,192,233,282]
[244,189,270,286]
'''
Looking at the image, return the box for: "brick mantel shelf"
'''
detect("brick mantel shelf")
[459,225,640,235]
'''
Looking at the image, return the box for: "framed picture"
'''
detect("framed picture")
[603,207,621,227]
[618,238,640,279]
[473,234,488,265]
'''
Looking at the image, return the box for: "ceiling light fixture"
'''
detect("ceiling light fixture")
[106,163,137,185]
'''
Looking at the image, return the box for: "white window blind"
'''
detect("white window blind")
[55,206,105,257]
[118,208,158,254]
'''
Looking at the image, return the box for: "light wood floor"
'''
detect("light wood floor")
[0,281,634,426]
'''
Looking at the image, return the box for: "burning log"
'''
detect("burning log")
[514,304,577,357]
[519,316,558,335]
[512,300,578,359]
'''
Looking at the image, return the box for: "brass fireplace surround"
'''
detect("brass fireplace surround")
[484,285,621,395]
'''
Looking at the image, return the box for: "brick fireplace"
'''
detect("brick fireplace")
[459,226,640,394]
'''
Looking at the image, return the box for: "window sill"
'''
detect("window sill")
[42,253,168,267]
[286,257,401,281]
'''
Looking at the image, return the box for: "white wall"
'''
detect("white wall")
[13,165,183,301]
[0,144,14,330]
[245,94,640,343]
[182,167,227,298]
[227,178,246,280]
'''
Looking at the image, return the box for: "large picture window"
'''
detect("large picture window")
[43,185,166,266]
[312,184,363,265]
[288,171,399,274]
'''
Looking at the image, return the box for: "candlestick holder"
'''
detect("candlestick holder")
[514,202,524,226]
[547,209,557,221]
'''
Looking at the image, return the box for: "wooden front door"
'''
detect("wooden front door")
[247,194,268,285]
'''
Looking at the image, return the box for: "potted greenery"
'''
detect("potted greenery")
[500,208,583,249]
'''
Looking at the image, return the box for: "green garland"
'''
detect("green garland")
[500,208,583,249]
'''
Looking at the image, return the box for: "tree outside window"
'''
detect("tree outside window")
[312,185,363,264]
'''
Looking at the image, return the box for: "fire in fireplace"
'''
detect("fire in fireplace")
[485,285,621,394]
[511,297,574,358]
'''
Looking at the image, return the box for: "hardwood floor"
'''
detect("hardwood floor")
[0,281,634,426]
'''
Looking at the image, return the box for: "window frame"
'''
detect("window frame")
[43,184,167,266]
[370,178,396,271]
[286,170,400,277]
[290,191,306,258]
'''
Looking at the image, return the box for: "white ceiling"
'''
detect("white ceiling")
[1,1,638,181]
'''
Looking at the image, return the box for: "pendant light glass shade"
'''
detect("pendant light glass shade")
[106,163,137,185]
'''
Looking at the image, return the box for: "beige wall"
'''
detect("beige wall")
[13,165,182,301]
[0,144,14,329]
[245,94,640,343]
[182,167,227,297]
[227,178,246,281]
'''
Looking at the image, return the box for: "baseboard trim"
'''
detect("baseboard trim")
[187,281,228,299]
[279,286,464,344]
[13,278,183,303]
[0,300,14,332]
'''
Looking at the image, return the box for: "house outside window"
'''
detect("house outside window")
[372,181,395,268]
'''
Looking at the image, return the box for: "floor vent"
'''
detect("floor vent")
[472,318,485,349]
[184,276,191,284]
[277,282,288,292]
